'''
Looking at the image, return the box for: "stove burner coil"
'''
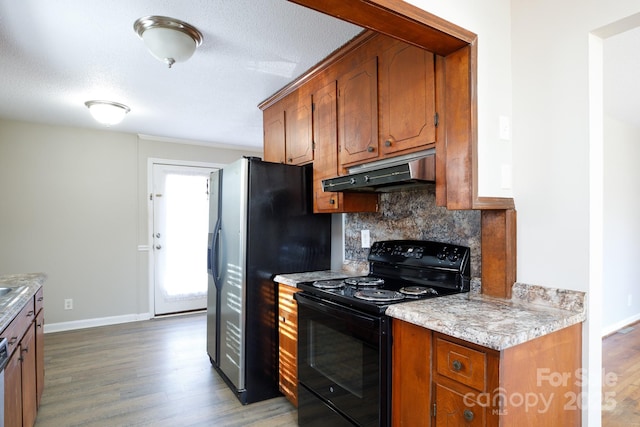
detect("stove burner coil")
[312,280,345,289]
[399,286,439,296]
[354,289,405,302]
[344,276,385,287]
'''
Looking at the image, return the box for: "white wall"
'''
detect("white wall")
[602,115,640,334]
[0,119,261,328]
[406,0,640,425]
[406,0,514,198]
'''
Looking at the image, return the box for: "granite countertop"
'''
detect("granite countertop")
[0,273,46,332]
[273,270,352,287]
[274,271,586,351]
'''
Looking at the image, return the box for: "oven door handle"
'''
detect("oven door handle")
[295,292,379,329]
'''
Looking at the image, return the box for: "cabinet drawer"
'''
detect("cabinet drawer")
[436,337,486,391]
[1,297,36,357]
[435,383,486,426]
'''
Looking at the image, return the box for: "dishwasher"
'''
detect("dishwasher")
[0,337,8,427]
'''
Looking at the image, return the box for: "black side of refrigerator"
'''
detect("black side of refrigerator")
[243,159,331,404]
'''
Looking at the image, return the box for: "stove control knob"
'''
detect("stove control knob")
[349,177,356,184]
[436,251,447,260]
[447,253,459,262]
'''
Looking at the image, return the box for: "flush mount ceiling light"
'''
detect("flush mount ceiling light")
[84,100,130,126]
[133,15,203,68]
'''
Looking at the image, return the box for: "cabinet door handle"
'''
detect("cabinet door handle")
[279,316,286,323]
[367,146,374,152]
[9,337,18,345]
[452,360,463,371]
[385,140,392,147]
[27,310,35,317]
[463,409,474,421]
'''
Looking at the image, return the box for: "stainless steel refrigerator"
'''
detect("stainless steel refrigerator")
[206,157,331,404]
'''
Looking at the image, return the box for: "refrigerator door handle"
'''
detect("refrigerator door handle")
[212,218,222,288]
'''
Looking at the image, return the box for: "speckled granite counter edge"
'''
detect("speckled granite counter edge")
[386,282,586,351]
[0,273,47,332]
[274,265,368,288]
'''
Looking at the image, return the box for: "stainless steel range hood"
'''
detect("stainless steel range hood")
[322,149,435,193]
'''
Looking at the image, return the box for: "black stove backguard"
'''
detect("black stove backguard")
[367,240,471,291]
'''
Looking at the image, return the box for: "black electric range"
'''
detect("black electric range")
[297,239,471,315]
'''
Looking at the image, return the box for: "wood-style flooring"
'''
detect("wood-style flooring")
[602,321,640,426]
[34,312,297,427]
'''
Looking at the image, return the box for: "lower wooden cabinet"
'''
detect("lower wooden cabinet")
[392,319,582,426]
[278,283,301,407]
[35,309,45,408]
[2,288,44,427]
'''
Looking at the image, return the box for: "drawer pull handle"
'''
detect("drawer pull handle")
[9,337,18,345]
[279,316,286,323]
[463,409,474,421]
[27,310,35,317]
[452,360,463,371]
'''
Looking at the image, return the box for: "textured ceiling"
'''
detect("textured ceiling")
[0,0,362,149]
[0,1,636,151]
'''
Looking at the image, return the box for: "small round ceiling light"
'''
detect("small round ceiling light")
[85,100,130,126]
[134,15,203,68]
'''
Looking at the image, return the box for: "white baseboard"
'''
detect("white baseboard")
[44,312,153,333]
[602,312,640,337]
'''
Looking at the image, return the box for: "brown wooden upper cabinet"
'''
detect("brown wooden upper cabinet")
[262,89,313,166]
[284,87,313,165]
[259,31,439,213]
[379,41,436,156]
[263,103,286,164]
[337,56,379,168]
[313,80,379,213]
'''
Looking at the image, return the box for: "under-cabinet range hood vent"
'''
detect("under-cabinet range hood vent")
[322,149,435,193]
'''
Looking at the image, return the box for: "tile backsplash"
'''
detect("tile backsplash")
[344,185,481,277]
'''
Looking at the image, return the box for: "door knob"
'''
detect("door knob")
[155,245,162,250]
[155,233,161,238]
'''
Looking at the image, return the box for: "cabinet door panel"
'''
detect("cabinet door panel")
[435,383,485,427]
[5,349,22,427]
[380,43,436,155]
[36,310,45,408]
[285,94,313,165]
[312,81,340,212]
[263,105,286,163]
[338,57,379,167]
[21,323,37,427]
[278,284,301,407]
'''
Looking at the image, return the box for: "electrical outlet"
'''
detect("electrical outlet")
[361,230,371,248]
[64,298,73,310]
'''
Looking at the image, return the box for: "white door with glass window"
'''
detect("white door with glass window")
[152,164,218,315]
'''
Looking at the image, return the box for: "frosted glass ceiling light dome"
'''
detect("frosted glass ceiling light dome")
[134,16,203,68]
[85,100,130,126]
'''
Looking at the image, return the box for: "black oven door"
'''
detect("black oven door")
[296,292,390,427]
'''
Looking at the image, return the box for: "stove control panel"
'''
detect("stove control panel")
[368,240,470,272]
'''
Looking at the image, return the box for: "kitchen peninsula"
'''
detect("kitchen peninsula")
[275,271,585,425]
[0,273,46,427]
